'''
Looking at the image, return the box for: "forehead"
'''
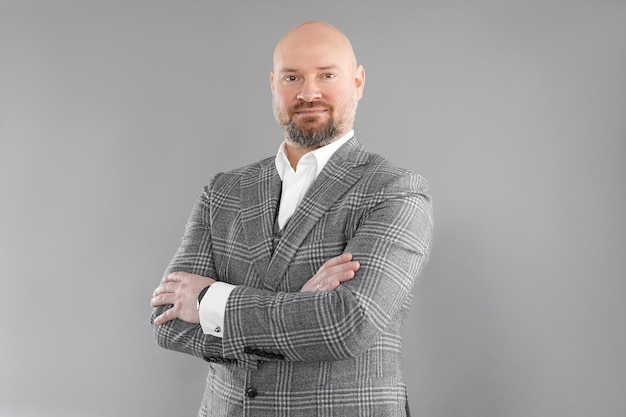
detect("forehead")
[274,44,352,74]
[273,24,356,73]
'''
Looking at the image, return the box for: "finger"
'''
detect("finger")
[162,272,185,283]
[150,293,175,307]
[153,304,180,325]
[153,310,168,326]
[152,285,165,297]
[151,295,163,307]
[332,268,356,284]
[154,311,171,326]
[153,281,180,297]
[316,266,358,292]
[324,279,342,291]
[318,272,352,292]
[319,253,353,271]
[320,261,360,281]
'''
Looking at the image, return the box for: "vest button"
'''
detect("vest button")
[245,387,258,398]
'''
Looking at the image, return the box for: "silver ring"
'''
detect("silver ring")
[316,284,321,291]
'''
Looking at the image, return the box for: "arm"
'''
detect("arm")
[150,185,360,359]
[150,187,224,360]
[151,254,359,340]
[221,171,433,363]
[151,169,433,364]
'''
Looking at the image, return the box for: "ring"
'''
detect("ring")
[316,284,321,291]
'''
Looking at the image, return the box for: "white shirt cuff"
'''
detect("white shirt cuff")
[198,281,236,337]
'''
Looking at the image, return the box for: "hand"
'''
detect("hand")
[300,253,360,292]
[151,271,215,325]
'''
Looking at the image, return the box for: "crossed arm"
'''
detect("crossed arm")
[151,252,360,326]
[150,169,432,363]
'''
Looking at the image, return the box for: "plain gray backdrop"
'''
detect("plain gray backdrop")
[1,1,625,416]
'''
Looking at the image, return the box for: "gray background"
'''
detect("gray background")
[1,1,625,416]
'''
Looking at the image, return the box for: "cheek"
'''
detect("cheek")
[274,88,296,108]
[325,85,356,106]
[272,97,288,118]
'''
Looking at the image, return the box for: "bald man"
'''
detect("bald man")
[151,21,433,417]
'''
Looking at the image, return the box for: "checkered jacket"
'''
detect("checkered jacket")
[151,136,434,416]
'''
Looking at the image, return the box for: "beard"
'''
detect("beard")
[285,111,338,149]
[274,94,358,149]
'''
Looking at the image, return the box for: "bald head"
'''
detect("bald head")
[270,21,365,155]
[273,21,358,73]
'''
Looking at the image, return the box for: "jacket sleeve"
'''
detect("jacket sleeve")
[221,171,434,363]
[150,183,225,361]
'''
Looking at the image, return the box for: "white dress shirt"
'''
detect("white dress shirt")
[199,131,354,337]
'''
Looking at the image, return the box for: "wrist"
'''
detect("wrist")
[197,284,211,309]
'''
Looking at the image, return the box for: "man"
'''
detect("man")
[151,20,433,416]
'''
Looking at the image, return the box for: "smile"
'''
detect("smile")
[294,109,327,116]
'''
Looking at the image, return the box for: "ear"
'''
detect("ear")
[355,65,365,100]
[270,71,275,95]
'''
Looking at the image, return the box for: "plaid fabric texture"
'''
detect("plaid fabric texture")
[151,137,434,416]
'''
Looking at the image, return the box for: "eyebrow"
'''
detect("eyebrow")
[279,65,340,73]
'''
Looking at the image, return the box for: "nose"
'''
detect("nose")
[296,79,322,102]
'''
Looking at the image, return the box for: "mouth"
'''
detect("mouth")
[293,108,328,117]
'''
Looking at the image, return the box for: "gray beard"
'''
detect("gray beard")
[286,118,338,149]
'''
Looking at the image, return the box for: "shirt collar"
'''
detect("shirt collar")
[275,130,354,181]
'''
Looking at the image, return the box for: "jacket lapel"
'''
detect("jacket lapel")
[240,157,282,285]
[264,137,370,291]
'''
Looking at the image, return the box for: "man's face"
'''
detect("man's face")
[271,31,364,149]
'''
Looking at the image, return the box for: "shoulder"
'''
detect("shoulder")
[357,149,430,198]
[337,136,429,193]
[207,156,275,189]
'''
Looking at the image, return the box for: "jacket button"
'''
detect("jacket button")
[245,387,258,398]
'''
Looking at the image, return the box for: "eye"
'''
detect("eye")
[321,73,336,80]
[282,75,300,83]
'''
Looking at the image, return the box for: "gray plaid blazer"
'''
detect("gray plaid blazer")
[151,136,434,416]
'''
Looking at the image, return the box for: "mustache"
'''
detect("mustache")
[291,102,331,112]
